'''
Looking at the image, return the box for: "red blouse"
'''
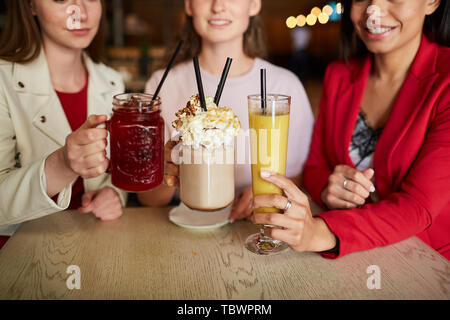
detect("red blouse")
[53,74,89,210]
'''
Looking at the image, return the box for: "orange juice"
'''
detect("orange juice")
[249,111,290,213]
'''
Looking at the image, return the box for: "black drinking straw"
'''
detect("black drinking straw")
[261,69,267,114]
[152,40,184,102]
[214,57,233,105]
[193,56,207,111]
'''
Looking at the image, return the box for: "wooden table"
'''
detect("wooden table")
[0,207,449,300]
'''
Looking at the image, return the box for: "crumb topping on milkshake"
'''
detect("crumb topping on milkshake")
[173,94,240,149]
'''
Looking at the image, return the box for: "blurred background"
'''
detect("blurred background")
[0,0,344,115]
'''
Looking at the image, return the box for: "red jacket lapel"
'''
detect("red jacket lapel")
[374,35,439,197]
[340,34,439,198]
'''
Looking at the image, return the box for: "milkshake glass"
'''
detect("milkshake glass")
[173,95,240,212]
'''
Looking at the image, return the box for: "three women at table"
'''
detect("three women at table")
[251,0,450,259]
[1,0,448,261]
[0,0,126,246]
[137,0,315,220]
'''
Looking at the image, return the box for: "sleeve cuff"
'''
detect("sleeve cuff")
[111,185,128,207]
[318,236,340,259]
[39,157,74,210]
[316,214,342,259]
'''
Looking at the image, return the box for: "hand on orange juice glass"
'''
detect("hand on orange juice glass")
[251,171,337,253]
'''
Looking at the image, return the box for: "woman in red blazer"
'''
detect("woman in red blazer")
[250,0,450,259]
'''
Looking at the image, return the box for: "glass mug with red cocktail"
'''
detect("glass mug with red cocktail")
[104,41,184,191]
[106,93,164,192]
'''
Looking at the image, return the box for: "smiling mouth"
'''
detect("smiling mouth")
[208,19,232,26]
[366,26,396,35]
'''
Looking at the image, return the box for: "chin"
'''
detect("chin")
[67,38,96,50]
[363,43,396,55]
[204,33,242,46]
[363,36,411,56]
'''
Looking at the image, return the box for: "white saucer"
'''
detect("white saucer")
[168,202,231,230]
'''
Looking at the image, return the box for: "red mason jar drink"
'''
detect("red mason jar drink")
[108,93,164,191]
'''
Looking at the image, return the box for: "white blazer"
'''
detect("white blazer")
[0,50,128,234]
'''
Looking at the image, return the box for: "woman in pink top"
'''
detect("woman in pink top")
[139,0,314,222]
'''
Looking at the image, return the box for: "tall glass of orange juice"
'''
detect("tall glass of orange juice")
[245,94,291,255]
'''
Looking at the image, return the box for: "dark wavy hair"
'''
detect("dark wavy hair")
[0,0,106,63]
[340,0,450,61]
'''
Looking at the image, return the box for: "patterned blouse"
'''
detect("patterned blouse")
[349,111,383,171]
[349,111,382,202]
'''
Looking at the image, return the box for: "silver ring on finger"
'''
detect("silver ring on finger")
[283,199,292,211]
[343,179,348,190]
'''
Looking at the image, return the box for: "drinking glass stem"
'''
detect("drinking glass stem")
[259,225,265,239]
[258,225,273,242]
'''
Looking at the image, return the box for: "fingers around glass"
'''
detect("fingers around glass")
[230,191,254,222]
[253,212,294,229]
[165,141,178,162]
[283,199,292,211]
[253,193,288,211]
[253,194,306,220]
[165,162,179,176]
[260,172,308,205]
[164,175,179,188]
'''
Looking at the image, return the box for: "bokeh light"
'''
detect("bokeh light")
[297,14,306,27]
[286,16,297,29]
[311,7,322,17]
[318,13,329,24]
[306,13,317,26]
[336,2,344,14]
[322,5,333,16]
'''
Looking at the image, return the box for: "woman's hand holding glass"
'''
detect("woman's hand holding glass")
[62,114,110,179]
[44,115,123,220]
[251,172,337,253]
[163,140,180,188]
[320,165,375,209]
[229,186,254,223]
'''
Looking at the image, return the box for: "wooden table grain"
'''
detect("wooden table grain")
[0,206,449,300]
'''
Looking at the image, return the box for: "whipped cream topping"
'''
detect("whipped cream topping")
[172,94,241,149]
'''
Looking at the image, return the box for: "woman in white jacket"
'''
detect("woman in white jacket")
[0,0,127,248]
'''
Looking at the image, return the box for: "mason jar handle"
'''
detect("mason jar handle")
[104,119,112,174]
